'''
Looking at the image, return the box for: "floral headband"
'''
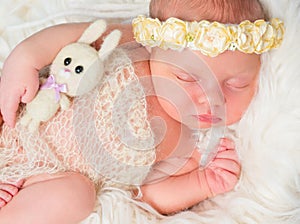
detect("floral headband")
[132,15,284,57]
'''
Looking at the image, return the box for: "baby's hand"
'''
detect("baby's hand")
[205,138,241,196]
[0,180,24,208]
[0,47,40,127]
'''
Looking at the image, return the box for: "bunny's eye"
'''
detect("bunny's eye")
[64,57,72,66]
[75,65,84,74]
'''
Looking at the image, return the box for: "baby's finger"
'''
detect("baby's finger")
[15,179,25,188]
[205,168,239,195]
[219,138,235,150]
[0,184,19,196]
[1,90,22,127]
[0,198,7,208]
[4,179,25,188]
[215,149,239,162]
[0,188,13,203]
[1,109,17,128]
[209,158,241,176]
[21,84,39,103]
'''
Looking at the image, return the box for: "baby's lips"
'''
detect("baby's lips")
[193,114,222,124]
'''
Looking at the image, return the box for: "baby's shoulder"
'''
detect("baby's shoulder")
[122,42,151,79]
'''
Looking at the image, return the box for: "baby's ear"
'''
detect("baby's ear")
[77,20,107,44]
[98,30,122,60]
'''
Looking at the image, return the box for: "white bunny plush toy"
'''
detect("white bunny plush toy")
[20,20,121,132]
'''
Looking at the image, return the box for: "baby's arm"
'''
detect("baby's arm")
[0,22,91,127]
[0,21,133,128]
[140,138,240,214]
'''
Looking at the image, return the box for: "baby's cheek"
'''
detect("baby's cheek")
[224,94,250,125]
[225,108,244,125]
[157,97,181,121]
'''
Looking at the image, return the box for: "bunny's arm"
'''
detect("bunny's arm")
[94,23,133,49]
[60,94,71,110]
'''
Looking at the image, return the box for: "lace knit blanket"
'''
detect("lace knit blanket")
[0,49,155,190]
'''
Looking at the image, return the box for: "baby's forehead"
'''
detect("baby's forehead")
[151,48,260,77]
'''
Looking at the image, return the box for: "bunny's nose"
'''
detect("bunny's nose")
[59,68,71,78]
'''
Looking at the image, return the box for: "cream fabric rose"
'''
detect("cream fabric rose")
[227,26,239,51]
[132,15,285,57]
[132,15,161,47]
[254,20,275,53]
[159,17,187,51]
[236,20,261,54]
[194,21,230,57]
[185,21,199,47]
[271,18,285,48]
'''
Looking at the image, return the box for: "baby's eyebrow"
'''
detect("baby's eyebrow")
[173,67,208,77]
[227,67,257,77]
[226,73,256,84]
[226,76,250,84]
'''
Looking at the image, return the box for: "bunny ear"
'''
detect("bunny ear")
[98,29,122,60]
[77,19,107,44]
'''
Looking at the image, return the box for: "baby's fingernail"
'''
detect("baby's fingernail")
[0,199,6,207]
[4,194,12,202]
[5,121,14,128]
[218,145,227,152]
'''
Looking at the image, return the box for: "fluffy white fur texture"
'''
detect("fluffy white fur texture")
[0,0,299,224]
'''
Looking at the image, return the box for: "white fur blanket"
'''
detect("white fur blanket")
[0,1,299,223]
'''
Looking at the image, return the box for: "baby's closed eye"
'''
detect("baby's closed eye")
[175,73,196,82]
[224,78,250,90]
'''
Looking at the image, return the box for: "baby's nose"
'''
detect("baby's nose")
[197,90,208,104]
[188,84,207,104]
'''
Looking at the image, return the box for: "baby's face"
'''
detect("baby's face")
[150,48,260,129]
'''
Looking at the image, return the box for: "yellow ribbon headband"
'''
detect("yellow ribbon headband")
[132,15,284,57]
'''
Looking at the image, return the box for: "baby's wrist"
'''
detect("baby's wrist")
[197,169,214,198]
